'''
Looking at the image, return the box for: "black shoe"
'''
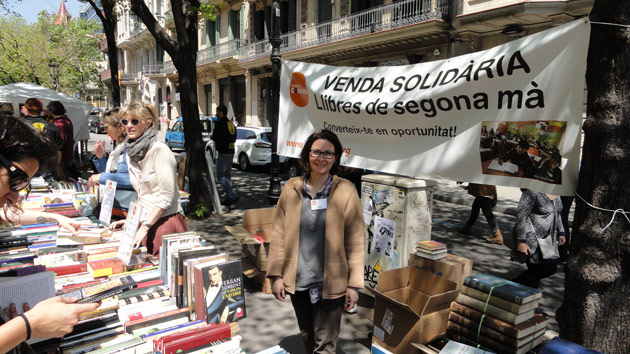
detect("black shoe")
[220,198,229,206]
[227,196,239,206]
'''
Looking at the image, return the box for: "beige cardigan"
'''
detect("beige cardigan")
[267,175,365,299]
[126,141,182,221]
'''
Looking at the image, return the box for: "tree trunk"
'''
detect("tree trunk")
[129,0,214,213]
[102,2,120,107]
[556,2,630,353]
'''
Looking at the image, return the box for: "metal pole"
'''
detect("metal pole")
[267,0,283,205]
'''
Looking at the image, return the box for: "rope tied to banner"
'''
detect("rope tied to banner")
[590,21,630,29]
[574,192,630,231]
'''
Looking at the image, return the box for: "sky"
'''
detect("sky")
[5,0,84,23]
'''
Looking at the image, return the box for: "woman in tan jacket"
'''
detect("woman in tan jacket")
[267,129,364,354]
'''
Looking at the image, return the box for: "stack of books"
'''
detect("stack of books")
[447,274,548,354]
[415,240,447,260]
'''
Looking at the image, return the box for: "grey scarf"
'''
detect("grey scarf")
[126,127,158,163]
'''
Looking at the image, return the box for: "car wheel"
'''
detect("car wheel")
[238,154,250,171]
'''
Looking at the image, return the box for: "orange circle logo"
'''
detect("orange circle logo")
[290,72,308,107]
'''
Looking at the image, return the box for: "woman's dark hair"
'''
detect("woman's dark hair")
[0,115,57,174]
[46,101,66,116]
[518,139,530,149]
[299,129,343,178]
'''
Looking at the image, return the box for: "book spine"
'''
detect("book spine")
[193,267,206,321]
[448,315,522,346]
[449,310,519,339]
[450,302,519,337]
[162,328,232,354]
[463,275,539,305]
[461,285,537,315]
[78,283,137,304]
[447,322,518,354]
[457,294,526,324]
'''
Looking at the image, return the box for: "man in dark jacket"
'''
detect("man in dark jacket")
[211,105,238,206]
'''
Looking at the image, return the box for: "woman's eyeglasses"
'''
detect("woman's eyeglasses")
[310,150,335,159]
[0,152,31,192]
[121,118,140,126]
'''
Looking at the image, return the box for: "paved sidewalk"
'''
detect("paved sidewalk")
[187,170,567,353]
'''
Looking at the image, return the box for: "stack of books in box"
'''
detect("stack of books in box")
[447,274,548,354]
[415,240,447,260]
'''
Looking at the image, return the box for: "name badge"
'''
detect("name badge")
[311,199,327,210]
[118,155,125,163]
[138,172,149,183]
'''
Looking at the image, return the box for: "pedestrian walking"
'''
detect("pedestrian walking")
[212,105,238,207]
[459,183,503,244]
[511,189,566,289]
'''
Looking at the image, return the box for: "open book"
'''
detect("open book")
[488,160,518,174]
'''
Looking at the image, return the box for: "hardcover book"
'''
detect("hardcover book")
[456,294,535,325]
[76,275,137,303]
[461,285,540,314]
[415,248,447,260]
[463,274,542,304]
[189,255,228,319]
[416,240,447,251]
[175,246,218,307]
[195,259,246,324]
[447,322,545,354]
[449,302,547,339]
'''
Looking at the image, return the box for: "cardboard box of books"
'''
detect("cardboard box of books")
[408,253,473,288]
[225,207,275,272]
[370,267,460,353]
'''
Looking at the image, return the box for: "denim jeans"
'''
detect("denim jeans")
[217,153,236,200]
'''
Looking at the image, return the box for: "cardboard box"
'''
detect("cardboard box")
[370,267,460,353]
[226,207,275,272]
[240,257,272,294]
[408,253,473,288]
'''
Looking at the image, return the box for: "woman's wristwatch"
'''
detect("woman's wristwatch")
[142,221,153,229]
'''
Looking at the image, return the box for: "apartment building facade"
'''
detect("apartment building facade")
[102,0,592,126]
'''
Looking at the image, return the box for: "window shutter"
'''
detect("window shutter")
[301,0,307,26]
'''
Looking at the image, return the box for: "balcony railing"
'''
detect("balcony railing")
[164,61,175,74]
[197,39,244,66]
[120,72,139,82]
[143,64,164,75]
[100,68,111,81]
[238,0,449,62]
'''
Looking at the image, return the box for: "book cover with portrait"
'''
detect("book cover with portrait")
[202,259,246,325]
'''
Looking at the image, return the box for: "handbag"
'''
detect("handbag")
[536,213,559,260]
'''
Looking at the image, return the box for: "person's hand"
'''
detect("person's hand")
[498,159,504,165]
[3,303,30,319]
[108,220,126,231]
[271,277,285,302]
[133,225,149,248]
[24,297,100,338]
[558,235,566,246]
[517,241,531,255]
[345,287,359,312]
[87,174,101,188]
[93,140,106,159]
[54,215,80,235]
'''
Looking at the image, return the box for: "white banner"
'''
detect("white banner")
[278,20,590,195]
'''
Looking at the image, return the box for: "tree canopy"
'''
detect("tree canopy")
[0,11,104,98]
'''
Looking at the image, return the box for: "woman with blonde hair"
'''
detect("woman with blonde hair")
[108,102,187,256]
[88,108,137,216]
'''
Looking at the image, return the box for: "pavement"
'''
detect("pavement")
[180,168,571,354]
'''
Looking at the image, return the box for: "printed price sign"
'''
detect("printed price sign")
[98,180,117,225]
[117,202,142,265]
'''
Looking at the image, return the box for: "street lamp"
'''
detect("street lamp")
[267,0,283,205]
[48,61,59,91]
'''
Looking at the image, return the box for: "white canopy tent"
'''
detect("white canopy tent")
[0,82,92,142]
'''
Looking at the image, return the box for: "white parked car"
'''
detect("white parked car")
[233,126,287,170]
